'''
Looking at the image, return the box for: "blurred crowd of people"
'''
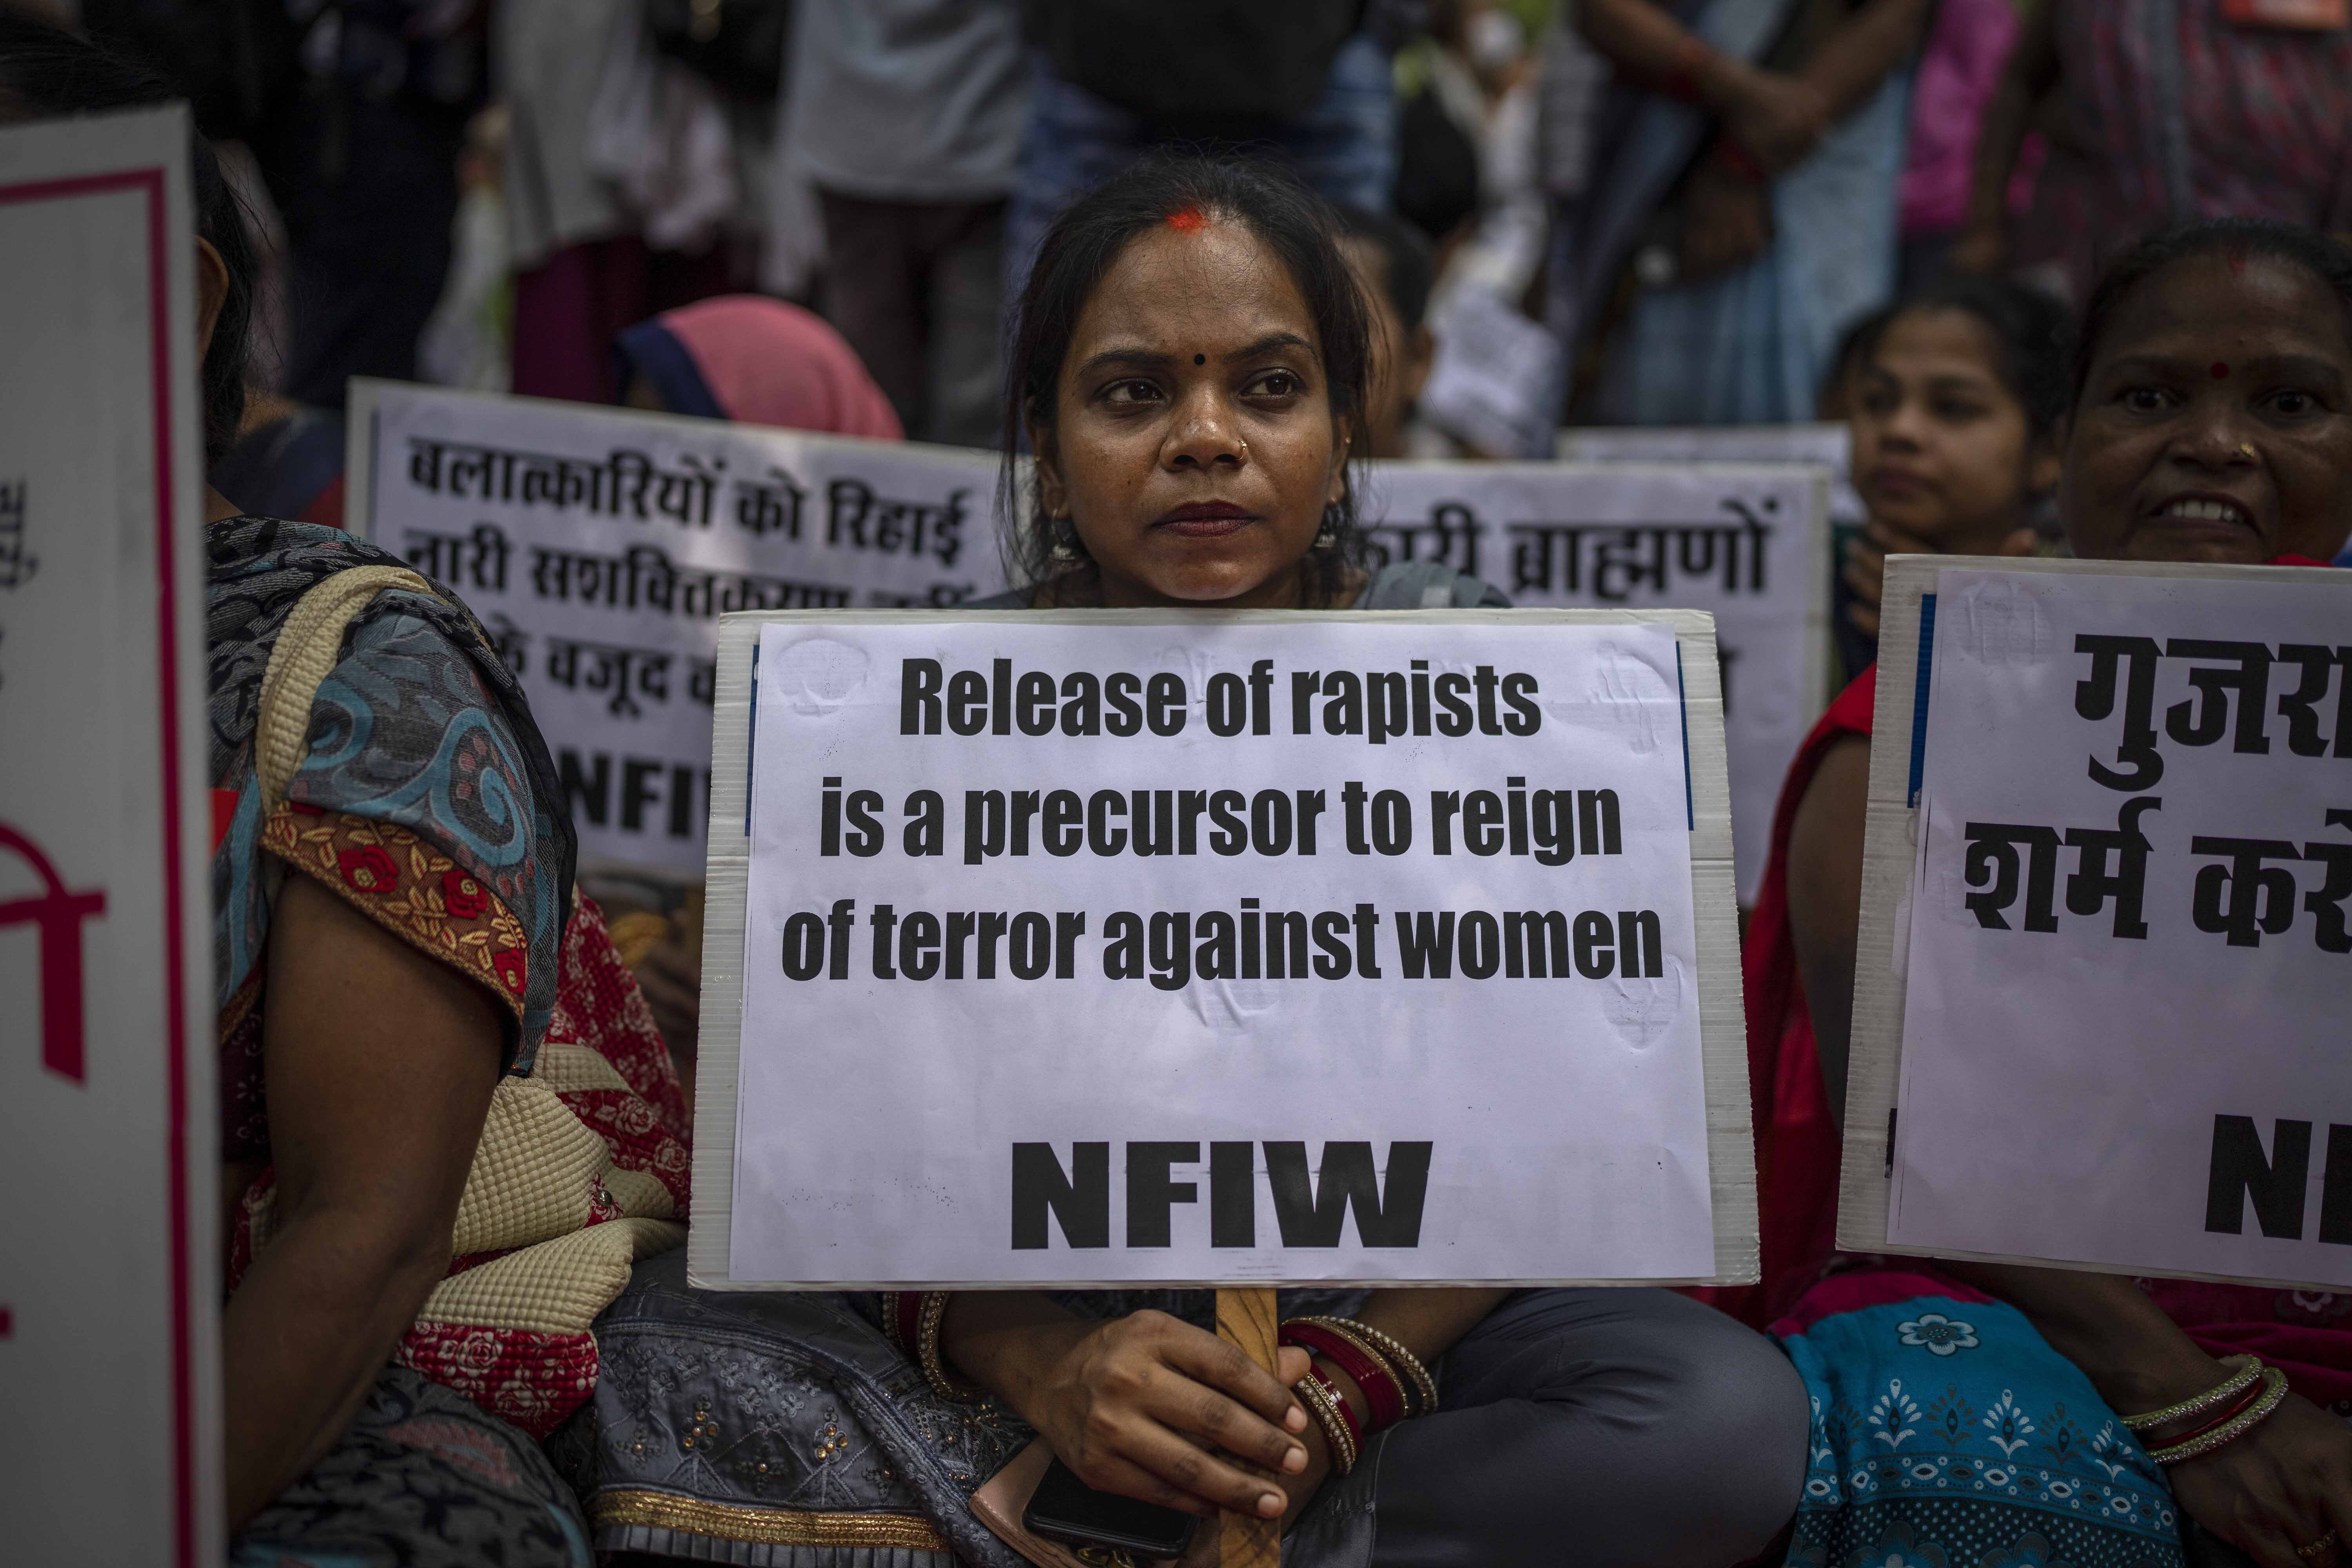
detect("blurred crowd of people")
[60,0,2352,496]
[13,7,2352,1566]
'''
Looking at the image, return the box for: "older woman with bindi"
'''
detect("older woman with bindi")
[1754,220,2352,1568]
[563,156,1810,1568]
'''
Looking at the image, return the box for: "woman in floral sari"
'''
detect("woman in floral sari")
[2,21,688,1565]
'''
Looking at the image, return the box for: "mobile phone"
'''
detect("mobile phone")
[1022,1457,1198,1561]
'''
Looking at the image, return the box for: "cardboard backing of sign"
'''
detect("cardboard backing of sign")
[689,608,1757,1291]
[1840,554,2350,1292]
[0,106,221,1566]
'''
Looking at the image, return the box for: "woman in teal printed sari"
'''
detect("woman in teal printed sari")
[1762,224,2352,1568]
[1777,1269,2181,1568]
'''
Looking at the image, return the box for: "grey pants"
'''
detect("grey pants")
[1286,1289,1808,1568]
[814,189,1005,450]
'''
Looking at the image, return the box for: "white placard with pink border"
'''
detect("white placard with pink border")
[0,106,221,1566]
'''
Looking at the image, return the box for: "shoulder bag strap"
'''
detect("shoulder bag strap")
[252,564,438,818]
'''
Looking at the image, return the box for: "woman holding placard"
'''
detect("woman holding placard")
[1758,221,2352,1568]
[1827,274,2066,682]
[565,155,1811,1567]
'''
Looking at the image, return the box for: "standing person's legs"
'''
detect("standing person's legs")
[818,189,929,437]
[1005,52,1152,305]
[1285,1289,1807,1567]
[923,200,1008,449]
[265,91,469,408]
[1272,32,1398,215]
[510,235,651,404]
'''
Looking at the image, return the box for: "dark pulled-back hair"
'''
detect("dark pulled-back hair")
[0,13,256,466]
[1849,274,2073,439]
[2073,219,2352,408]
[1334,202,1436,336]
[1000,153,1373,604]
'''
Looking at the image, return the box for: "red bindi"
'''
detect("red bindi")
[1165,205,1207,234]
[2210,361,2230,379]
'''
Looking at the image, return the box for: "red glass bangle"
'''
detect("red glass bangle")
[1305,1363,1362,1454]
[2147,1376,2268,1450]
[1710,137,1768,183]
[886,1291,924,1355]
[1662,32,1711,103]
[1282,1322,1406,1430]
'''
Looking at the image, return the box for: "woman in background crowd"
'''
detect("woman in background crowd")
[1558,0,1933,425]
[599,293,906,1089]
[613,293,905,440]
[1332,203,1440,461]
[2,22,688,1565]
[1754,219,2352,1568]
[563,155,1809,1568]
[1828,274,2065,681]
[1733,271,2068,1332]
[1953,0,2352,303]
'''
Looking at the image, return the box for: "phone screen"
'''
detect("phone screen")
[1023,1457,1198,1559]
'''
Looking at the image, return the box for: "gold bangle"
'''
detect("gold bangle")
[915,1291,988,1405]
[1302,1316,1439,1416]
[1292,1370,1357,1475]
[603,909,673,969]
[2146,1367,2290,1465]
[2120,1354,2261,1431]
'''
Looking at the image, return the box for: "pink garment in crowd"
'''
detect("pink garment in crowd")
[658,295,905,440]
[1898,0,2023,236]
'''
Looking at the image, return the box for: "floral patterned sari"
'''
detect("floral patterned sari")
[207,518,691,1566]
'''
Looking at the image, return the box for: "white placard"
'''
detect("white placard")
[1416,290,1566,459]
[0,108,221,1566]
[1361,461,1829,904]
[691,609,1755,1290]
[346,380,1011,879]
[1841,556,2352,1291]
[1557,422,1863,532]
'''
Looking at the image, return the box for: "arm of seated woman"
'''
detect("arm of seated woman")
[1793,0,1935,124]
[1786,734,1872,1127]
[1942,1261,2352,1564]
[222,873,504,1530]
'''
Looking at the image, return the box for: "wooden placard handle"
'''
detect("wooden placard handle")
[1215,1287,1282,1568]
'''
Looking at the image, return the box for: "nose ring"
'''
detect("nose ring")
[2236,442,2258,462]
[1238,437,1249,456]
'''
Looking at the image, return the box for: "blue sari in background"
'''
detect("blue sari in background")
[1548,0,1908,426]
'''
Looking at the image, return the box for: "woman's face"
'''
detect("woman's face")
[1850,308,2054,548]
[1034,216,1350,607]
[2063,253,2352,564]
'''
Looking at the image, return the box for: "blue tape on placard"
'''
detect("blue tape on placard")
[744,642,759,837]
[1676,642,1693,831]
[1907,593,1936,808]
